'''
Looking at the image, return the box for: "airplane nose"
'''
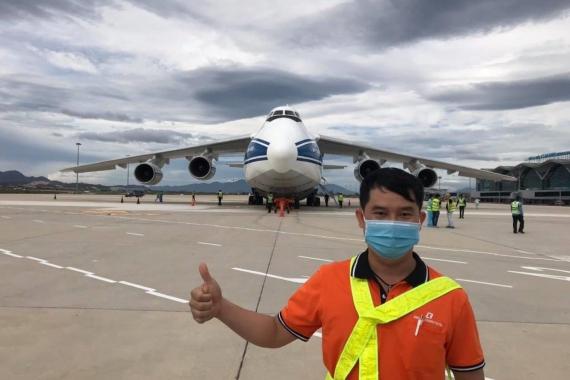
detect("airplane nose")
[267,139,297,173]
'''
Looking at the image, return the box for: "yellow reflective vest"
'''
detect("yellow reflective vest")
[447,200,457,213]
[426,198,433,212]
[431,198,441,211]
[511,201,521,215]
[325,256,462,380]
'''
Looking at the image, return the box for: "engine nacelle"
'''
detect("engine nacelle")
[188,156,216,180]
[354,159,381,182]
[413,167,438,188]
[134,163,163,185]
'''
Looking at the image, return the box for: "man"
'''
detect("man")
[458,194,466,219]
[267,192,274,213]
[425,194,433,227]
[431,193,441,227]
[511,195,525,234]
[217,189,223,206]
[325,193,330,207]
[446,195,457,229]
[189,168,485,379]
[338,192,344,208]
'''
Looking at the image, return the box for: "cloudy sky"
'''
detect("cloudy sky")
[1,0,569,189]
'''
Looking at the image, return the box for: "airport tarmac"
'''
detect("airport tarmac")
[1,194,569,380]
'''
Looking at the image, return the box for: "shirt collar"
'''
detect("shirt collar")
[351,250,428,287]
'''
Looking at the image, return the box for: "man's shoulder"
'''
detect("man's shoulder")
[428,267,469,301]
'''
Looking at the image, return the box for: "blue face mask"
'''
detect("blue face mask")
[364,219,420,260]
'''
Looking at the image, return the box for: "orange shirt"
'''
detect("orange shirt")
[278,251,485,379]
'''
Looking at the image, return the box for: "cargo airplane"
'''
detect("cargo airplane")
[62,106,516,208]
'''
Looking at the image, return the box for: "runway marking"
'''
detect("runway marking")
[26,256,46,262]
[40,262,64,269]
[233,267,308,284]
[456,278,513,288]
[516,249,535,255]
[86,274,116,283]
[416,245,561,262]
[66,267,94,275]
[423,257,467,264]
[509,266,570,282]
[126,232,144,237]
[0,248,22,258]
[119,281,155,292]
[73,225,88,229]
[298,255,333,262]
[32,219,45,224]
[198,241,222,247]
[1,215,11,219]
[146,290,187,303]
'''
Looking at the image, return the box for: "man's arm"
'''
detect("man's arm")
[189,263,296,348]
[453,369,484,380]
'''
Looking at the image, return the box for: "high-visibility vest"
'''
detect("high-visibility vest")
[511,201,520,215]
[431,198,441,211]
[268,194,274,203]
[447,200,457,212]
[338,194,344,202]
[458,197,466,207]
[426,199,433,212]
[325,257,462,380]
[218,191,223,198]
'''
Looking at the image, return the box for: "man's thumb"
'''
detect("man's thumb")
[199,263,214,284]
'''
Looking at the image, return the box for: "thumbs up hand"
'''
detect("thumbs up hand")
[189,263,223,323]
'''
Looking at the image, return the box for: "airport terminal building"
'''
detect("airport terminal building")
[473,151,570,205]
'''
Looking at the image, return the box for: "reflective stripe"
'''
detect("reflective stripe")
[431,198,441,211]
[326,256,461,380]
[511,201,520,215]
[426,199,433,212]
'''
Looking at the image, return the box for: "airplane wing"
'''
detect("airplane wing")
[316,134,516,182]
[61,135,252,173]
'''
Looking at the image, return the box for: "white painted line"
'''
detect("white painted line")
[40,262,63,269]
[66,267,94,275]
[520,266,570,274]
[417,245,561,262]
[508,271,570,282]
[26,256,45,262]
[86,274,116,283]
[73,225,88,229]
[1,215,11,219]
[32,219,45,224]
[422,257,467,264]
[0,248,22,258]
[197,241,222,247]
[126,232,144,237]
[146,290,187,303]
[516,249,535,255]
[233,267,308,284]
[456,278,513,288]
[119,281,155,292]
[298,255,333,262]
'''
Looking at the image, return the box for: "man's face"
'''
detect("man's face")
[356,187,426,229]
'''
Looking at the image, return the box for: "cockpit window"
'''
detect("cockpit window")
[285,110,295,116]
[294,112,300,117]
[266,109,302,123]
[272,110,283,115]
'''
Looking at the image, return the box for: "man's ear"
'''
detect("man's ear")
[355,208,365,229]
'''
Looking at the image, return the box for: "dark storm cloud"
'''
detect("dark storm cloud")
[288,0,570,48]
[427,74,570,110]
[159,67,369,120]
[0,0,111,20]
[61,109,143,123]
[77,128,198,144]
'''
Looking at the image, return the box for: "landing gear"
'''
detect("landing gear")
[294,199,300,209]
[306,192,321,207]
[248,189,264,205]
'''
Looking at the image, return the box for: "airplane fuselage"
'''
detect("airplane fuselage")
[243,112,322,199]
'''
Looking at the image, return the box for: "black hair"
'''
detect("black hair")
[359,168,424,210]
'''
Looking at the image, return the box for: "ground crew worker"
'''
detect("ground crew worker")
[190,168,485,380]
[325,193,330,207]
[338,192,344,208]
[446,195,457,229]
[217,190,223,206]
[511,195,525,234]
[425,195,433,227]
[192,192,196,203]
[431,193,441,227]
[267,193,274,213]
[458,194,466,219]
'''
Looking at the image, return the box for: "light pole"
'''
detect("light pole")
[75,142,81,194]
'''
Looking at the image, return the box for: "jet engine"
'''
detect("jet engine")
[412,166,438,188]
[354,159,381,182]
[134,163,163,185]
[188,156,216,180]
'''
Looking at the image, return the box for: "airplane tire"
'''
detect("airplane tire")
[314,197,321,207]
[294,199,300,209]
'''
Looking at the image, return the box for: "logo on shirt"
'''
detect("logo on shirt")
[413,312,443,328]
